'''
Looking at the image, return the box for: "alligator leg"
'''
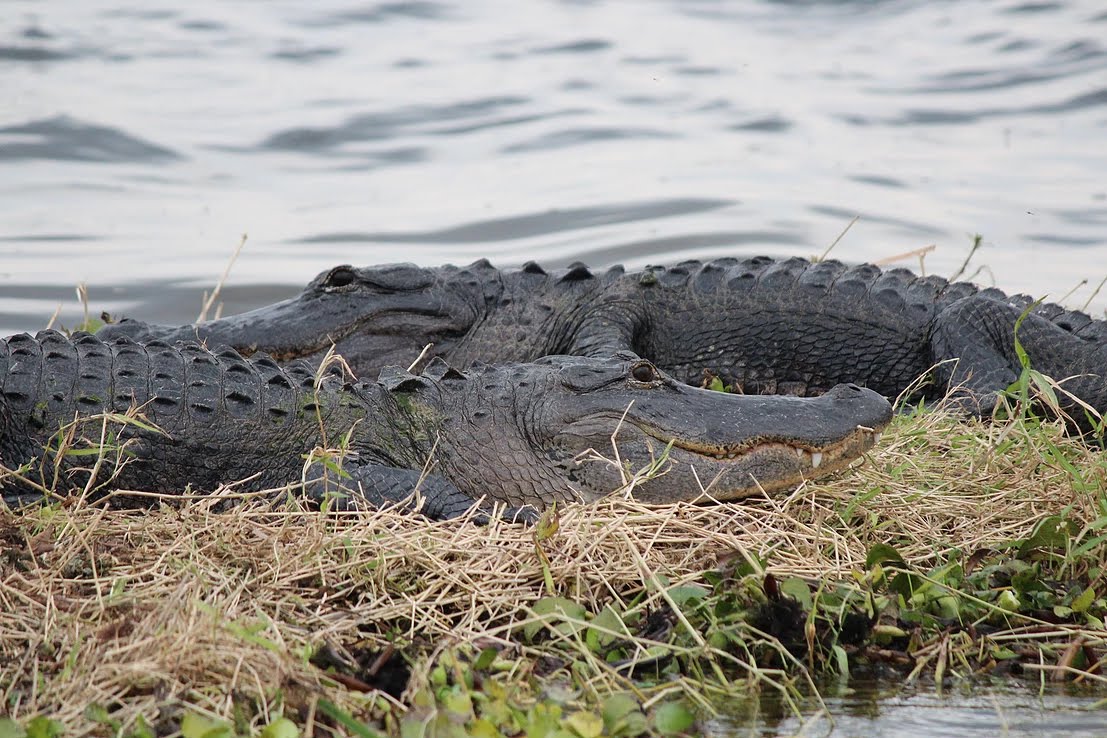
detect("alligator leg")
[303,462,537,522]
[931,295,1107,430]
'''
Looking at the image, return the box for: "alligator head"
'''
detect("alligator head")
[98,261,501,377]
[381,353,893,509]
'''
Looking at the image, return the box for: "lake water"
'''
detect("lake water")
[711,679,1107,737]
[3,0,1107,731]
[1,0,1106,335]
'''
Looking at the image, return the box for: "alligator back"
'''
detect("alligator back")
[594,256,1107,397]
[0,331,363,505]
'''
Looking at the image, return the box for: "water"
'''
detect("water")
[2,2,1107,729]
[709,679,1107,737]
[2,0,1106,333]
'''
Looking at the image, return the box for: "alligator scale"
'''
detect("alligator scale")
[100,256,1107,432]
[0,331,892,517]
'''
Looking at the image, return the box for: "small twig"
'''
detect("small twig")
[198,233,248,323]
[818,215,860,262]
[407,343,435,373]
[1080,274,1107,312]
[948,233,983,282]
[872,244,937,267]
[45,303,63,331]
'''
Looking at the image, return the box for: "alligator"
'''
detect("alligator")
[97,255,1107,431]
[0,330,892,517]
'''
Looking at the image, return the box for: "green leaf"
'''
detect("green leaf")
[473,646,499,670]
[24,721,63,738]
[126,715,155,738]
[524,597,589,640]
[666,585,709,607]
[0,718,27,738]
[259,718,299,738]
[468,719,500,738]
[315,700,386,738]
[601,694,641,732]
[586,605,628,651]
[831,644,850,678]
[1071,586,1096,613]
[564,712,603,738]
[1018,516,1078,557]
[996,589,1021,612]
[779,577,813,611]
[652,702,695,735]
[865,543,905,569]
[180,713,232,738]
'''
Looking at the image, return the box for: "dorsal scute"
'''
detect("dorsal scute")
[379,365,432,393]
[559,262,594,283]
[422,356,466,381]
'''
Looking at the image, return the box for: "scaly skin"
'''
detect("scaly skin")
[1,331,892,517]
[97,256,1107,430]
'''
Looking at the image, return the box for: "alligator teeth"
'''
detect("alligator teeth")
[810,452,823,469]
[795,448,806,459]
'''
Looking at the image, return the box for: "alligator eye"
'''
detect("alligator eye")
[323,266,357,289]
[631,362,659,383]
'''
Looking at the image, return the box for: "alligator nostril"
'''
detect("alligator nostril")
[845,383,863,392]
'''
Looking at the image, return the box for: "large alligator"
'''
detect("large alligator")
[0,331,892,517]
[98,256,1107,431]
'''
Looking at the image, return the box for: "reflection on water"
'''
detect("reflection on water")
[708,679,1107,737]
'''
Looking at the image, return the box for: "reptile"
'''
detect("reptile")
[0,330,892,517]
[97,255,1107,431]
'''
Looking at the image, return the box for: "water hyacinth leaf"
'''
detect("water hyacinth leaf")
[586,605,628,651]
[1018,516,1078,557]
[259,718,299,738]
[564,711,604,738]
[26,721,63,738]
[652,702,695,735]
[666,584,709,607]
[779,577,813,610]
[832,644,850,678]
[0,719,25,738]
[468,719,500,738]
[180,713,233,738]
[524,597,589,640]
[865,543,906,569]
[473,646,498,670]
[601,693,643,733]
[1071,586,1096,613]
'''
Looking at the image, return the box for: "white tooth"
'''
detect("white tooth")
[811,452,823,469]
[874,432,883,443]
[796,448,805,459]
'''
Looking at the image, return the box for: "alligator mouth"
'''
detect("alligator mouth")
[231,310,462,364]
[633,424,884,501]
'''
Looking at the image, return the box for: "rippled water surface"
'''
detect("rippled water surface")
[709,679,1107,737]
[2,0,1106,332]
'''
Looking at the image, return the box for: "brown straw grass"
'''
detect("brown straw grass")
[2,406,1105,734]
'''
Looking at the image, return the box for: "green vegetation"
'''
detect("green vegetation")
[3,400,1106,735]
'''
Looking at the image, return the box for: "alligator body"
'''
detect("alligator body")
[98,256,1107,429]
[0,331,892,516]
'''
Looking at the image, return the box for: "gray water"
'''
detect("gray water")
[709,679,1107,736]
[3,2,1107,731]
[2,0,1107,334]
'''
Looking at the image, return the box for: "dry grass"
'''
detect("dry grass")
[2,407,1106,735]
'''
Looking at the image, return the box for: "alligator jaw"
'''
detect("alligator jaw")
[636,424,884,502]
